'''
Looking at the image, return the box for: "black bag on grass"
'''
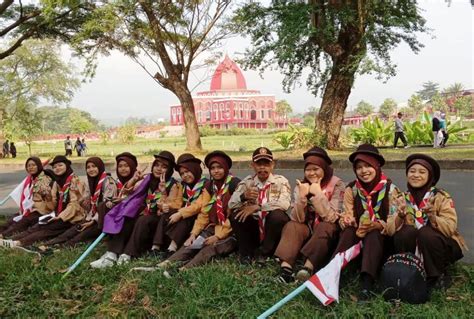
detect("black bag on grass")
[381,253,428,304]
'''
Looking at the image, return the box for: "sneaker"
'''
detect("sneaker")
[404,145,410,148]
[90,252,117,269]
[277,266,294,284]
[295,267,312,282]
[0,239,19,249]
[239,255,253,265]
[117,254,131,265]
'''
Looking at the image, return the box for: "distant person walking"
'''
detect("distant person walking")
[439,113,448,147]
[9,142,16,158]
[3,139,10,158]
[64,136,73,156]
[74,137,82,157]
[80,138,88,156]
[394,112,409,148]
[432,111,441,148]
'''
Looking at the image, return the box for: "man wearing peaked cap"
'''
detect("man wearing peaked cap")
[228,147,291,264]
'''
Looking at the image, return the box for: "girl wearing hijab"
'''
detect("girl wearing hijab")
[387,154,467,290]
[274,147,345,283]
[153,153,208,256]
[157,151,240,270]
[0,157,54,239]
[114,152,138,201]
[90,151,182,268]
[44,157,117,247]
[334,144,402,300]
[4,155,86,248]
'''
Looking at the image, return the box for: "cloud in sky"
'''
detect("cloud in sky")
[68,1,472,124]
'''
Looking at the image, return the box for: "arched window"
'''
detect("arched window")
[250,110,257,120]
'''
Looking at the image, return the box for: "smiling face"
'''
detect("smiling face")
[304,163,324,183]
[209,162,225,181]
[86,162,99,178]
[152,160,168,178]
[53,162,67,176]
[355,160,377,184]
[26,160,38,175]
[252,159,274,182]
[117,160,131,178]
[179,167,195,185]
[407,163,430,188]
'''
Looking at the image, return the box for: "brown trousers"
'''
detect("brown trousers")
[123,214,160,257]
[106,216,137,255]
[11,219,72,247]
[45,222,101,247]
[275,221,339,270]
[152,212,172,248]
[394,224,463,278]
[333,227,385,279]
[230,209,289,258]
[0,212,41,238]
[168,226,236,269]
[162,216,196,248]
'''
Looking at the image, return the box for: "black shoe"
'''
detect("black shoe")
[277,266,294,284]
[239,255,253,265]
[358,289,374,302]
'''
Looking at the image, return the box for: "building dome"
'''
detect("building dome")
[210,55,247,91]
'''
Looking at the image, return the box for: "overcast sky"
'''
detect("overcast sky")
[67,0,473,125]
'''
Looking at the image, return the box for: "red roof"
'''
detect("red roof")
[209,55,247,91]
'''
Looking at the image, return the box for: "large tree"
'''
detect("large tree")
[416,81,439,101]
[355,100,374,117]
[0,39,80,136]
[71,0,231,151]
[379,98,397,118]
[233,0,427,148]
[0,0,92,60]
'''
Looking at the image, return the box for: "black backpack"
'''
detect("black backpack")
[381,253,429,304]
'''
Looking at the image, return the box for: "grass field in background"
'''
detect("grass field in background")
[1,134,474,165]
[0,243,472,318]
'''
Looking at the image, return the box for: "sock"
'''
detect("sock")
[152,245,160,251]
[168,241,177,252]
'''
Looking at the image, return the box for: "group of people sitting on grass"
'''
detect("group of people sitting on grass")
[0,144,467,301]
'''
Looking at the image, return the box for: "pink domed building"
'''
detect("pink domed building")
[170,55,291,129]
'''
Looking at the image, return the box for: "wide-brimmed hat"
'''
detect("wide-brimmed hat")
[252,147,273,162]
[349,143,385,167]
[175,153,202,171]
[303,146,332,165]
[204,150,232,169]
[153,151,176,169]
[406,153,441,185]
[50,155,72,166]
[115,152,138,167]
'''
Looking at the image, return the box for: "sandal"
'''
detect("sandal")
[277,266,295,284]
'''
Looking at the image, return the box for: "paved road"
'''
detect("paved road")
[1,168,472,263]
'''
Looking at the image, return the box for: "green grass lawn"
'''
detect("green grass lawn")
[2,134,474,165]
[0,244,472,318]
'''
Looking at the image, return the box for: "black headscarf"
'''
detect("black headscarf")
[86,157,106,194]
[406,159,436,206]
[149,158,174,192]
[116,156,137,185]
[25,157,43,179]
[54,160,74,188]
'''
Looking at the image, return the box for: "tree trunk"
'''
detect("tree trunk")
[315,67,355,149]
[173,85,203,151]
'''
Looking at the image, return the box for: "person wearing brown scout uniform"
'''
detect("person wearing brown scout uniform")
[387,154,467,290]
[157,154,208,256]
[44,157,117,247]
[5,156,86,248]
[334,144,402,300]
[229,147,291,263]
[0,157,54,239]
[274,147,345,283]
[157,151,240,270]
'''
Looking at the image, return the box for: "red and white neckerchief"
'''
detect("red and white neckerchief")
[183,177,206,207]
[406,187,435,229]
[20,175,36,216]
[355,173,388,222]
[257,182,272,241]
[308,176,341,227]
[90,172,108,216]
[116,180,124,191]
[57,174,74,215]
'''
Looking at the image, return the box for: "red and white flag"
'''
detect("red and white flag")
[303,242,362,306]
[2,177,27,207]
